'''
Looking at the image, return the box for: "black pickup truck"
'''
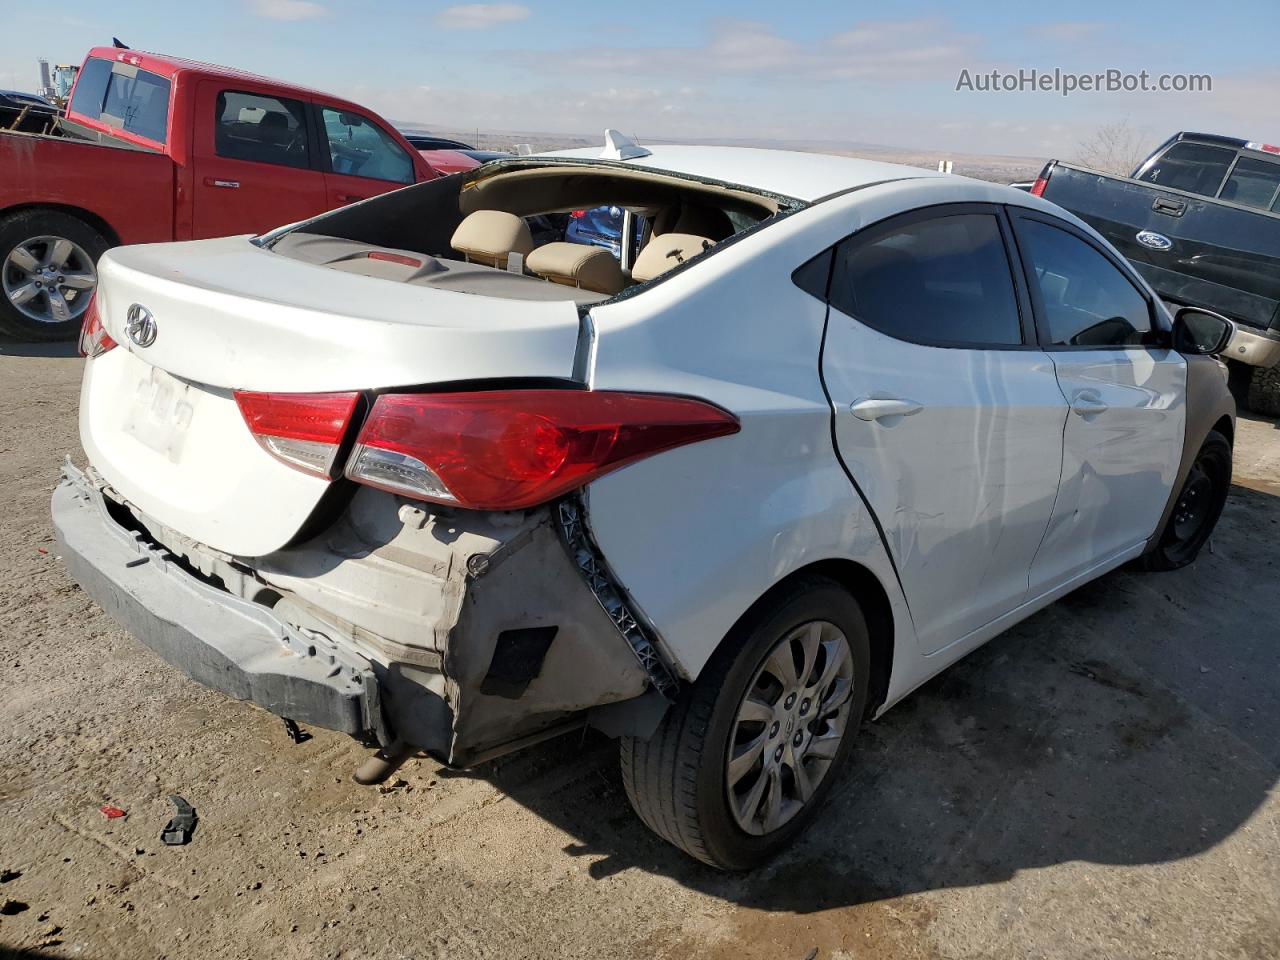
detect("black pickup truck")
[1033,132,1280,415]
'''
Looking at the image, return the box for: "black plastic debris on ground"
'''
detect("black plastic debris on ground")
[283,717,311,744]
[160,795,198,846]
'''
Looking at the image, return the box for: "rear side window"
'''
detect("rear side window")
[1138,141,1235,197]
[214,91,311,169]
[1018,219,1152,347]
[321,108,413,184]
[1219,157,1280,211]
[830,213,1023,346]
[70,58,171,144]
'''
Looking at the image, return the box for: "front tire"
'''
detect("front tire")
[620,576,871,870]
[1140,429,1232,571]
[1247,365,1280,419]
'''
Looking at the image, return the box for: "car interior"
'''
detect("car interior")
[267,161,789,303]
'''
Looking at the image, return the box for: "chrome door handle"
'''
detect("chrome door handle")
[849,397,924,421]
[204,178,240,189]
[1070,391,1109,417]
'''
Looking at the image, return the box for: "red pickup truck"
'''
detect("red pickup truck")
[0,47,477,340]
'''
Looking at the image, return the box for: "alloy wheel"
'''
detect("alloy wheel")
[725,619,854,836]
[2,235,97,325]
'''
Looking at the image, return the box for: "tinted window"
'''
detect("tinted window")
[215,91,311,169]
[1019,219,1152,347]
[68,57,111,119]
[321,108,413,183]
[830,213,1022,346]
[70,59,171,144]
[1219,157,1280,210]
[1138,141,1235,197]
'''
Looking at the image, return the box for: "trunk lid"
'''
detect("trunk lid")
[82,238,582,557]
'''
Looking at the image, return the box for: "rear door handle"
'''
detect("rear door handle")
[203,177,239,189]
[1152,196,1186,217]
[1070,390,1109,417]
[850,397,924,421]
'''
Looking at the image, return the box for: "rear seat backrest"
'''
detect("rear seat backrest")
[526,242,626,295]
[631,234,714,283]
[451,210,534,268]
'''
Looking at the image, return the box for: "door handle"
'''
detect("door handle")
[1070,391,1109,417]
[338,193,366,203]
[850,397,924,421]
[1151,196,1185,217]
[203,177,240,189]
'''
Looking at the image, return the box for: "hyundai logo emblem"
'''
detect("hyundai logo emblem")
[1135,230,1173,252]
[125,304,157,348]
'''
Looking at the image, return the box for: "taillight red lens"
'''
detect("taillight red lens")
[346,390,740,510]
[1029,176,1048,197]
[234,390,360,479]
[77,293,116,358]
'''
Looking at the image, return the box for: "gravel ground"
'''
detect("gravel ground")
[1,342,1277,960]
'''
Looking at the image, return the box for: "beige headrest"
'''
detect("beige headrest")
[526,242,626,295]
[631,233,714,283]
[451,210,534,267]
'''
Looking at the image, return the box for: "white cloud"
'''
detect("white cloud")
[434,3,531,30]
[1026,21,1105,43]
[248,0,328,20]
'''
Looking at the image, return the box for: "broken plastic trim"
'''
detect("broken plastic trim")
[555,495,680,699]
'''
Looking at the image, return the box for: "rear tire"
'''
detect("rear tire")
[620,575,871,870]
[1247,365,1280,419]
[1139,429,1232,571]
[0,210,108,341]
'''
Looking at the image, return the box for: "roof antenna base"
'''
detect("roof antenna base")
[601,128,652,161]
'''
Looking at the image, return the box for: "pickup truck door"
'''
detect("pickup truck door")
[314,105,425,208]
[821,205,1068,655]
[189,81,329,239]
[1010,209,1186,595]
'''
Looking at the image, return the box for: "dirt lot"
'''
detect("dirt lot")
[1,342,1277,960]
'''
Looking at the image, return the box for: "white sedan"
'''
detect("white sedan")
[54,134,1235,869]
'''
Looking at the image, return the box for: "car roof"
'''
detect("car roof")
[541,144,945,202]
[84,47,334,101]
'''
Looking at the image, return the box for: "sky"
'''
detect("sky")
[0,0,1275,159]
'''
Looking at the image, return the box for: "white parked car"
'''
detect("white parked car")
[54,135,1236,870]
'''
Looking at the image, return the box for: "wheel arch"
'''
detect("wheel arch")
[0,203,121,248]
[709,558,896,719]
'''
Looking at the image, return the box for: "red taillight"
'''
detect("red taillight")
[234,390,360,479]
[345,390,740,510]
[77,294,116,358]
[1029,176,1048,197]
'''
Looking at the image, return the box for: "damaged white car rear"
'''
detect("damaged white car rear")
[54,137,1236,869]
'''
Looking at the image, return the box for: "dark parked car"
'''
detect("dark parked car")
[1033,132,1280,414]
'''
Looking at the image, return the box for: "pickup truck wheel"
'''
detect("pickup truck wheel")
[1140,429,1232,572]
[1247,366,1280,419]
[0,211,108,341]
[620,576,870,870]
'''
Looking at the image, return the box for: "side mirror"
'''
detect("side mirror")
[1172,306,1234,356]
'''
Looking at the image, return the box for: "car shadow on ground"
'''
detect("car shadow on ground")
[0,337,79,358]
[458,482,1280,912]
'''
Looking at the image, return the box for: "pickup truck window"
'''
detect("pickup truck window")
[1138,141,1235,198]
[70,58,172,145]
[1019,219,1152,347]
[831,212,1023,347]
[215,91,311,170]
[321,108,414,184]
[1219,156,1280,211]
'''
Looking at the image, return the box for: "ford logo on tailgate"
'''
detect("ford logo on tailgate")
[1136,230,1173,252]
[125,304,157,347]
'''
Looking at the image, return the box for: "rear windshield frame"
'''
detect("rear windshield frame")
[69,57,172,146]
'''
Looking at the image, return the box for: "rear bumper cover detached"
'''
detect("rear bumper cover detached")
[51,462,659,765]
[52,462,384,740]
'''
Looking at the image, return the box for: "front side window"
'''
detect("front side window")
[214,91,311,169]
[1137,141,1235,197]
[1018,219,1153,347]
[1219,157,1280,210]
[321,108,413,183]
[70,58,171,144]
[830,212,1023,346]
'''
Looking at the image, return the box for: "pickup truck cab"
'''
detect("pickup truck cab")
[1033,132,1280,414]
[0,47,475,340]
